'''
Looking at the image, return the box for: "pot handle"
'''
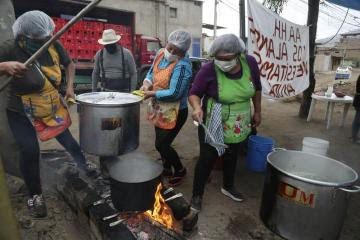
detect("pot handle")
[340,185,360,193]
[272,147,286,152]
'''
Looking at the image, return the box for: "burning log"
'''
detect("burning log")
[161,187,190,221]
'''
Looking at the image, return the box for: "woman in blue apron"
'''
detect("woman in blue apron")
[141,30,192,186]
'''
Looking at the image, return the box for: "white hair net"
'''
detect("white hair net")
[209,34,245,57]
[168,29,192,52]
[13,10,55,39]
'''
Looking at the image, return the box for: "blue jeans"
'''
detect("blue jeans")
[352,109,360,142]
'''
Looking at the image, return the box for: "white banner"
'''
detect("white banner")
[247,0,309,99]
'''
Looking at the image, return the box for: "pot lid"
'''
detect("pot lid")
[76,92,142,106]
[108,152,163,183]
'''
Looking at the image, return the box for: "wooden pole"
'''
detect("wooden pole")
[299,0,320,118]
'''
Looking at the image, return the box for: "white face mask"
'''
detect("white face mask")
[164,48,178,62]
[214,58,238,72]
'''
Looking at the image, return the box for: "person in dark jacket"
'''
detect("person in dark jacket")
[1,11,96,218]
[352,75,360,143]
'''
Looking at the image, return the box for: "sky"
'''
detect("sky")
[202,0,360,40]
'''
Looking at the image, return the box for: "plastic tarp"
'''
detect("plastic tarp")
[327,0,360,11]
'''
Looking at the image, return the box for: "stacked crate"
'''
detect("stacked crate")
[52,17,132,61]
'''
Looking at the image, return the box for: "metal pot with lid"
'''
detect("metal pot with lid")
[77,92,142,156]
[260,149,360,240]
[106,152,163,212]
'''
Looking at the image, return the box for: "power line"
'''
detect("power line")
[218,0,239,13]
[296,0,360,27]
[222,0,239,10]
[321,8,349,45]
[324,2,360,25]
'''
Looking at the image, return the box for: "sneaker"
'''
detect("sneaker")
[190,195,202,213]
[221,187,244,202]
[168,168,187,187]
[27,195,47,218]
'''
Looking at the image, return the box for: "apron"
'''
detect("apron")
[206,54,255,144]
[147,49,180,129]
[21,45,71,141]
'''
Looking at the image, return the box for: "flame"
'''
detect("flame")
[145,183,176,229]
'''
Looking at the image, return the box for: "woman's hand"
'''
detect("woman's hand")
[144,90,156,99]
[140,80,153,91]
[0,61,27,77]
[65,86,75,100]
[192,107,203,123]
[253,112,261,127]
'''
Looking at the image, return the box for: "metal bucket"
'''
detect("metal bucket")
[260,150,360,240]
[77,92,142,156]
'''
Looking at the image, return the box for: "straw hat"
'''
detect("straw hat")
[98,29,121,45]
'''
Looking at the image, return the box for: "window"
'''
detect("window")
[147,41,161,52]
[170,7,177,18]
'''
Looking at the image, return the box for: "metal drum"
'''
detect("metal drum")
[77,92,142,156]
[260,150,360,240]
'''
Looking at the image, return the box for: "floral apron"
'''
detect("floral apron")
[147,49,180,129]
[206,54,255,144]
[21,45,71,141]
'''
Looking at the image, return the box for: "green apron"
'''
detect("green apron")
[206,54,255,144]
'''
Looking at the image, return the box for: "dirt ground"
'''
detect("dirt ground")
[7,70,360,240]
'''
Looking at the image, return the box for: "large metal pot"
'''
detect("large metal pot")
[260,150,360,240]
[77,92,142,156]
[107,152,163,212]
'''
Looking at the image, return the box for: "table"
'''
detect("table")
[307,93,353,129]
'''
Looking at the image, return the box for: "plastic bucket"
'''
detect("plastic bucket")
[302,137,329,156]
[246,135,274,172]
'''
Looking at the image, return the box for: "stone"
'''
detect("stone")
[18,215,35,229]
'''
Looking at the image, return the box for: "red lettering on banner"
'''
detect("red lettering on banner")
[273,19,287,40]
[270,65,280,81]
[289,26,295,42]
[269,83,296,98]
[259,35,268,52]
[253,51,262,65]
[302,61,308,75]
[266,39,275,58]
[259,61,274,83]
[281,42,288,61]
[296,28,302,42]
[281,65,288,81]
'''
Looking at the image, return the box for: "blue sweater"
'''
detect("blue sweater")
[145,51,192,110]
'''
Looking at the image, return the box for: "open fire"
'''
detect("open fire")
[145,183,180,230]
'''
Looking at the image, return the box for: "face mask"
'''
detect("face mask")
[21,36,49,55]
[164,48,178,62]
[105,44,117,54]
[214,58,238,72]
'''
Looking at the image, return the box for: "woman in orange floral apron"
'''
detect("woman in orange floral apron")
[141,29,192,187]
[189,34,262,212]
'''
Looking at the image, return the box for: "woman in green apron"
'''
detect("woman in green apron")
[188,34,262,212]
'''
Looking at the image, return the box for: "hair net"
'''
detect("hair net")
[168,29,192,52]
[13,10,55,39]
[209,34,245,57]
